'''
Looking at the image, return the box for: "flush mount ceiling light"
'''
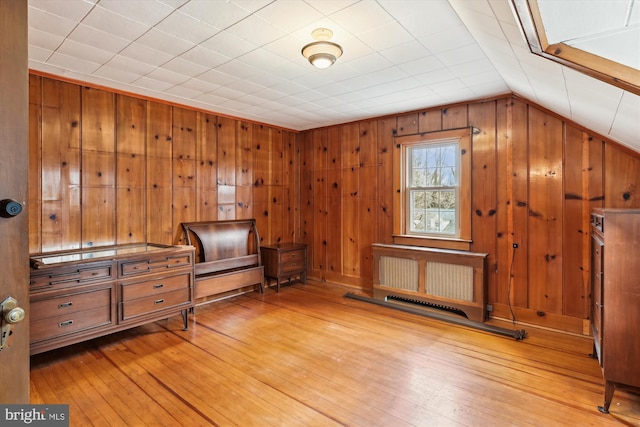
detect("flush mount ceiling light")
[301,28,343,69]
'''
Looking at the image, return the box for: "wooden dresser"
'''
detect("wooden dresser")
[261,243,307,292]
[29,243,194,355]
[590,208,640,413]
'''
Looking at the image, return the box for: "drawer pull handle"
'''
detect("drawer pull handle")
[58,302,73,308]
[154,299,165,305]
[59,320,74,328]
[153,284,164,289]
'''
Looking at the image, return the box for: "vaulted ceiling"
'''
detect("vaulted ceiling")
[27,0,640,152]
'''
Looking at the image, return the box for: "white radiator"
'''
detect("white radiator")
[373,244,487,322]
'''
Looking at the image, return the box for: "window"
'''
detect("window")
[407,142,458,236]
[393,128,471,250]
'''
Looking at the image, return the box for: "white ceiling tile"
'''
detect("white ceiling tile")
[119,43,174,67]
[200,31,257,58]
[418,25,476,54]
[609,92,640,150]
[105,55,156,77]
[28,7,78,38]
[357,21,414,51]
[28,45,53,62]
[155,10,220,44]
[332,2,393,35]
[257,1,323,32]
[82,5,150,41]
[94,64,144,84]
[145,67,190,86]
[162,57,209,77]
[132,76,176,92]
[28,0,94,21]
[179,0,250,28]
[178,45,232,69]
[380,40,432,65]
[226,14,287,46]
[48,52,101,74]
[28,28,64,51]
[67,24,131,53]
[436,43,488,67]
[399,55,446,76]
[97,0,175,26]
[136,28,196,57]
[57,39,114,65]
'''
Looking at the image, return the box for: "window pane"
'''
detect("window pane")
[409,190,456,235]
[405,138,460,237]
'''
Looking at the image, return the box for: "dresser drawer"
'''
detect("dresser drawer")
[280,249,305,265]
[30,306,113,343]
[281,257,305,274]
[119,254,193,277]
[31,287,113,321]
[120,288,191,321]
[120,272,191,302]
[30,262,115,291]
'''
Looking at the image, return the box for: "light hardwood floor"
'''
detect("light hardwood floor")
[30,282,640,426]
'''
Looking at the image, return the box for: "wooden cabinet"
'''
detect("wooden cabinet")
[261,243,307,292]
[590,209,640,413]
[29,244,194,354]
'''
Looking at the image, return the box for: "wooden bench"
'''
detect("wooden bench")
[181,219,264,305]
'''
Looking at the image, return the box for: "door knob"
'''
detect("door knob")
[0,296,25,351]
[0,199,23,218]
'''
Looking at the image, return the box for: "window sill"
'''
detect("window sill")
[392,234,471,251]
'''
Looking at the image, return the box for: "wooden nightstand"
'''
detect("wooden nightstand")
[260,242,307,292]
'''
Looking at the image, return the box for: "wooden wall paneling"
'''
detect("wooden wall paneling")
[171,107,197,243]
[116,95,146,245]
[326,127,343,276]
[604,144,640,208]
[396,113,418,136]
[358,121,378,282]
[376,118,396,244]
[469,102,498,304]
[40,79,81,251]
[145,102,173,245]
[270,128,284,243]
[81,87,116,248]
[282,131,296,242]
[342,124,360,277]
[527,108,564,315]
[216,116,237,218]
[359,120,377,167]
[254,124,271,244]
[196,114,218,221]
[236,121,254,220]
[509,100,530,309]
[442,105,468,129]
[495,99,510,306]
[29,75,42,252]
[584,136,604,320]
[299,132,314,253]
[359,166,377,283]
[342,123,359,167]
[418,110,442,133]
[562,125,588,318]
[312,130,328,271]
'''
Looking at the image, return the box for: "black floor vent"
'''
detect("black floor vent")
[385,294,468,319]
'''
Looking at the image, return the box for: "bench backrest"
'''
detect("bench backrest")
[181,219,261,269]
